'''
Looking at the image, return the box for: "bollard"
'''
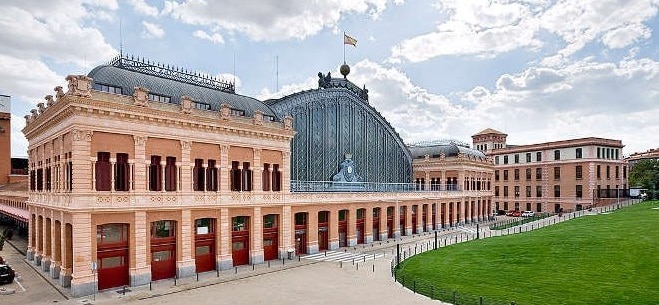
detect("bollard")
[480,296,484,305]
[253,264,255,270]
[298,256,300,262]
[413,281,416,293]
[340,261,342,268]
[217,269,220,277]
[149,281,152,291]
[372,264,375,272]
[356,263,359,270]
[363,256,366,262]
[268,260,271,268]
[235,267,238,274]
[196,272,199,281]
[282,258,285,265]
[174,275,177,286]
[325,251,327,256]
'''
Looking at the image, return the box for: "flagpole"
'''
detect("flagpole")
[343,31,346,64]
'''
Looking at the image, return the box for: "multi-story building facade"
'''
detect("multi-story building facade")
[21,56,493,297]
[473,129,627,213]
[0,95,11,186]
[409,141,494,226]
[626,148,659,168]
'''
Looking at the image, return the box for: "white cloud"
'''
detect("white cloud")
[163,0,393,41]
[0,1,117,66]
[142,21,165,38]
[193,30,225,45]
[128,0,160,17]
[601,23,652,49]
[390,0,659,64]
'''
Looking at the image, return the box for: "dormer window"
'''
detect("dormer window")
[263,115,275,122]
[230,108,245,117]
[148,93,171,103]
[193,101,211,110]
[93,83,123,94]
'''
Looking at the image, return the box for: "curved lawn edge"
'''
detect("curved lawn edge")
[394,200,658,305]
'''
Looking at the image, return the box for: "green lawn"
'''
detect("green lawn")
[395,201,659,305]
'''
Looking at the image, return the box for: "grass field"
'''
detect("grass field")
[395,201,659,305]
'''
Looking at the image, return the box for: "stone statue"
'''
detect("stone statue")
[332,153,362,183]
[54,86,65,102]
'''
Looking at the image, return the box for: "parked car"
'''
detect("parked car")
[510,210,522,217]
[521,211,535,217]
[506,210,515,216]
[0,264,15,284]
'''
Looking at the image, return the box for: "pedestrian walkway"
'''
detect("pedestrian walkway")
[302,250,385,263]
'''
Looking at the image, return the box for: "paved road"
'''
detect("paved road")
[0,226,68,304]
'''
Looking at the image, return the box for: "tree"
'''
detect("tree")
[629,159,659,200]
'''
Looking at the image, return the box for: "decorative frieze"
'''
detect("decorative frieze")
[72,130,93,142]
[133,86,149,107]
[180,96,193,114]
[65,75,92,98]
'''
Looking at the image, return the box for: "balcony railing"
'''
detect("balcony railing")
[290,180,462,193]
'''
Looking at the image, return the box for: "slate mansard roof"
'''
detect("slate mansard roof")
[87,56,278,119]
[408,141,486,160]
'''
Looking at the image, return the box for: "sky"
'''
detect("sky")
[1,0,659,158]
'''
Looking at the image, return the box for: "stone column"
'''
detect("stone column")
[70,213,94,297]
[35,214,43,266]
[71,129,93,193]
[132,135,148,192]
[347,208,356,247]
[253,149,262,193]
[393,203,400,238]
[279,205,293,257]
[365,206,373,244]
[178,209,195,278]
[131,210,150,286]
[251,207,264,264]
[329,209,339,250]
[220,145,229,192]
[307,210,319,254]
[51,219,62,279]
[42,216,52,272]
[404,204,412,236]
[217,207,232,270]
[281,151,291,193]
[378,207,388,241]
[180,141,191,192]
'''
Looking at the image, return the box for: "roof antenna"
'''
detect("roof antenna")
[120,19,124,57]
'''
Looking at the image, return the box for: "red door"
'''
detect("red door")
[412,207,418,234]
[399,207,407,236]
[372,217,379,241]
[295,226,307,255]
[338,221,347,247]
[387,215,393,238]
[195,239,215,273]
[263,228,278,261]
[356,219,365,244]
[422,205,427,232]
[97,248,129,290]
[151,244,176,281]
[232,231,250,266]
[318,223,328,251]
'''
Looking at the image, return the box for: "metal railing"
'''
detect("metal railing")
[391,199,640,305]
[291,180,463,193]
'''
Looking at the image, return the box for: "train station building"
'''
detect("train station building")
[21,56,494,296]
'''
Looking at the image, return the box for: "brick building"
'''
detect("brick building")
[473,128,627,213]
[22,56,493,296]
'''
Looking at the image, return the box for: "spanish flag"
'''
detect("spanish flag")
[344,33,357,47]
